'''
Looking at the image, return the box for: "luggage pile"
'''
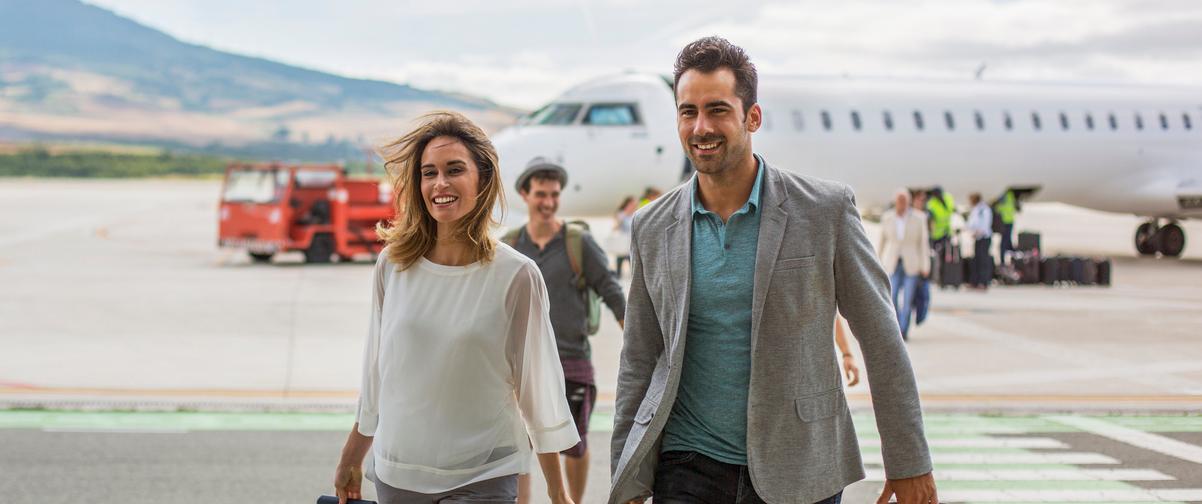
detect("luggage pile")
[1003,232,1112,287]
[936,231,1112,288]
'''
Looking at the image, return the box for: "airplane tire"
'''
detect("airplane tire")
[304,234,335,263]
[1135,223,1158,256]
[1158,223,1185,258]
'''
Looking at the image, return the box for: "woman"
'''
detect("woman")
[333,111,578,504]
[609,195,637,277]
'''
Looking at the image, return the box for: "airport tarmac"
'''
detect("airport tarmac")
[1,178,1201,503]
[1,178,1200,409]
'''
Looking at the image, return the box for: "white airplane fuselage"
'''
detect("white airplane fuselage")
[493,73,1202,253]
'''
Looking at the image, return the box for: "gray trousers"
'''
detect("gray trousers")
[374,475,518,504]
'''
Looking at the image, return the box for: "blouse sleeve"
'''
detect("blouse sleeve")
[354,253,388,436]
[505,261,581,453]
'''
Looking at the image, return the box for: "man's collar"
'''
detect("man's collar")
[691,155,765,216]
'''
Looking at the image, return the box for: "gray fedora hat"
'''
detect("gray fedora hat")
[515,157,568,193]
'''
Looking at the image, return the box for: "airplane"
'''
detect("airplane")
[491,72,1201,257]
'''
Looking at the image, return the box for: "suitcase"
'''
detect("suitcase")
[1081,259,1098,285]
[1040,257,1059,285]
[1069,257,1086,284]
[1017,232,1041,253]
[1096,258,1112,286]
[938,243,964,288]
[1057,256,1075,283]
[1012,252,1040,284]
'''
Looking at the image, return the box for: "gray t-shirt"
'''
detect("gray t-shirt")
[511,225,626,361]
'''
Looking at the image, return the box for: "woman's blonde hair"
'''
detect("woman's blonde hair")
[376,111,504,270]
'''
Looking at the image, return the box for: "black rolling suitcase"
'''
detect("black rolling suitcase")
[1096,258,1110,286]
[1057,256,1075,284]
[1069,257,1087,284]
[1018,232,1041,253]
[939,240,964,288]
[1011,251,1040,284]
[1040,257,1059,285]
[1081,259,1098,285]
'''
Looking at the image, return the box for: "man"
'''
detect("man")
[926,186,955,286]
[966,192,994,290]
[993,189,1018,264]
[509,158,627,504]
[910,191,933,327]
[879,189,931,341]
[610,37,937,504]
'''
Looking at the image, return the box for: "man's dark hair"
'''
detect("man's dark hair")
[521,169,565,193]
[673,36,758,114]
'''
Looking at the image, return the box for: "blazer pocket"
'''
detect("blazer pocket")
[795,388,843,422]
[775,255,816,271]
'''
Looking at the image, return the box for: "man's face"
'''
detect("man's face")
[895,193,910,212]
[912,193,927,210]
[521,177,561,224]
[676,68,761,177]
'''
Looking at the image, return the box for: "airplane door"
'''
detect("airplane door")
[572,103,663,208]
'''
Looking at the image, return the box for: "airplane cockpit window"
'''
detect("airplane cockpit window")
[1108,113,1118,130]
[851,111,862,131]
[974,111,985,131]
[1085,114,1095,130]
[528,103,583,125]
[791,110,804,131]
[1004,112,1013,131]
[883,111,894,131]
[1184,113,1194,130]
[1159,113,1169,130]
[583,104,641,126]
[944,111,955,131]
[1032,112,1043,131]
[1059,112,1070,131]
[1135,113,1144,130]
[913,111,925,131]
[821,110,832,131]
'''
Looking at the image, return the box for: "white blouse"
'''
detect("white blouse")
[355,244,579,493]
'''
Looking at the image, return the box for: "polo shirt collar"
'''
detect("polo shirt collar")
[691,155,765,217]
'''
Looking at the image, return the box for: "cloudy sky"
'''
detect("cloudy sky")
[87,0,1202,109]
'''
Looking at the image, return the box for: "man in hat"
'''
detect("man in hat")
[508,158,627,504]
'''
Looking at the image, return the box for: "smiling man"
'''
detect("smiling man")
[609,37,938,504]
[507,158,627,504]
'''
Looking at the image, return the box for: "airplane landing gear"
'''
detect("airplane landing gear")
[1135,219,1186,258]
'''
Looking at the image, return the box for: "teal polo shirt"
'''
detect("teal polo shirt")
[661,158,764,465]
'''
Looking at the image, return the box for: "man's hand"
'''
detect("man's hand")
[877,472,937,504]
[333,463,363,504]
[841,354,861,387]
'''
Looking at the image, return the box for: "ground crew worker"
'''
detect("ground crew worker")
[926,186,955,284]
[994,189,1017,264]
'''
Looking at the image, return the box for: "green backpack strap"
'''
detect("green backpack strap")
[501,226,523,248]
[563,222,586,290]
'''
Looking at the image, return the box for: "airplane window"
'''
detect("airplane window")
[530,103,583,125]
[913,111,924,131]
[583,104,641,126]
[944,111,955,131]
[883,111,894,131]
[1108,113,1118,130]
[1003,112,1013,131]
[1159,113,1169,130]
[821,110,832,131]
[1184,113,1194,130]
[1032,112,1042,130]
[1059,112,1069,131]
[974,111,984,131]
[1085,114,1095,130]
[791,110,804,131]
[1135,113,1144,130]
[851,111,862,131]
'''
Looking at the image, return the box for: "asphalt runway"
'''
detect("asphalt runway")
[2,178,1201,503]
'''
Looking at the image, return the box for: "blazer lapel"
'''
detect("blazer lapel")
[751,165,790,350]
[664,177,695,363]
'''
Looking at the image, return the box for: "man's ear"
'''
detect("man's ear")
[745,103,763,133]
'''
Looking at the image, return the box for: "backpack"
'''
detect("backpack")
[503,221,603,335]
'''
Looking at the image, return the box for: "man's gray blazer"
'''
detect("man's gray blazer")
[609,161,932,504]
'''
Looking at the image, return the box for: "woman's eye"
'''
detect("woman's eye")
[421,171,435,178]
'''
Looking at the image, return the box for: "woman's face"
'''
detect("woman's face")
[419,136,481,227]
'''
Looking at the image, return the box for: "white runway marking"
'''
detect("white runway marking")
[864,468,1174,481]
[1050,415,1202,465]
[938,488,1202,502]
[862,451,1119,465]
[860,436,1068,449]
